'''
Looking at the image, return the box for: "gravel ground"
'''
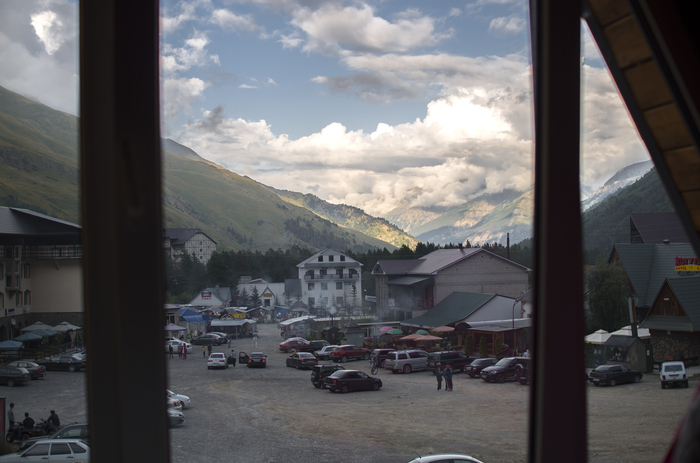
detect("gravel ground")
[2,323,697,462]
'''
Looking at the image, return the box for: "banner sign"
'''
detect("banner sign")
[201,291,212,300]
[675,257,700,272]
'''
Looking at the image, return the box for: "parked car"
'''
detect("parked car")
[247,352,267,368]
[165,339,192,353]
[310,364,345,388]
[192,334,223,346]
[330,345,371,363]
[167,389,191,408]
[0,366,31,387]
[370,348,396,368]
[167,397,183,411]
[324,370,382,393]
[384,350,429,374]
[167,409,185,428]
[0,439,90,463]
[299,340,330,353]
[313,345,337,360]
[480,357,531,383]
[588,364,642,387]
[19,423,89,451]
[465,358,498,378]
[426,351,478,373]
[279,339,310,353]
[6,361,45,380]
[207,353,228,369]
[660,361,688,389]
[208,331,229,340]
[407,454,484,463]
[36,355,86,372]
[286,352,318,369]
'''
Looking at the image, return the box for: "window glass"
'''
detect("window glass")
[69,443,87,454]
[25,444,50,456]
[50,443,71,455]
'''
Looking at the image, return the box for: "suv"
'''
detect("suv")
[330,345,371,363]
[426,351,478,373]
[370,348,396,368]
[384,350,429,374]
[480,357,531,383]
[660,361,688,388]
[310,364,345,388]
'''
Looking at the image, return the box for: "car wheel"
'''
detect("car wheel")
[6,379,15,387]
[634,375,641,383]
[609,379,616,387]
[340,355,348,363]
[313,383,321,388]
[295,363,299,369]
[68,365,76,372]
[341,385,349,393]
[5,433,13,443]
[208,366,211,370]
[497,374,505,383]
[362,353,370,360]
[403,364,412,374]
[519,378,528,385]
[373,383,381,391]
[593,382,599,387]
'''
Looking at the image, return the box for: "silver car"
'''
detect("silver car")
[384,350,429,374]
[0,439,90,462]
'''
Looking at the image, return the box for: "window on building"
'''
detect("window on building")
[166,314,175,324]
[264,299,270,307]
[23,264,30,279]
[52,248,62,259]
[14,261,19,273]
[320,269,327,276]
[336,282,343,290]
[308,283,315,291]
[340,255,345,261]
[318,256,323,262]
[16,292,22,307]
[14,247,19,259]
[24,290,30,306]
[336,297,343,305]
[321,283,328,290]
[308,297,315,307]
[328,255,334,262]
[5,276,10,288]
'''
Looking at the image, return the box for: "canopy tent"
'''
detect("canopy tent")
[210,319,256,327]
[415,329,430,335]
[21,322,54,332]
[432,326,455,333]
[31,329,58,337]
[14,332,43,342]
[400,334,422,341]
[178,308,205,323]
[0,340,23,350]
[52,322,82,332]
[584,329,611,345]
[386,329,403,335]
[415,334,442,341]
[378,326,394,333]
[610,325,651,339]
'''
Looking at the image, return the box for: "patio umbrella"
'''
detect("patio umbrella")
[52,322,82,332]
[387,329,403,335]
[21,322,54,332]
[14,332,43,342]
[415,329,430,335]
[432,326,455,333]
[31,329,58,337]
[0,340,23,350]
[584,329,610,345]
[415,335,442,341]
[400,334,422,341]
[378,326,394,333]
[165,323,187,331]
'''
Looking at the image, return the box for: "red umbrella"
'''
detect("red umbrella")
[379,326,394,333]
[432,326,455,333]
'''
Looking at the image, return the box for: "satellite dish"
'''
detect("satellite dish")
[11,318,16,326]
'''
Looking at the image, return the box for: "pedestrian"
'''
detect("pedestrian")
[7,403,15,429]
[202,346,206,358]
[444,365,453,391]
[435,367,443,391]
[182,345,187,360]
[48,410,60,427]
[253,333,258,348]
[207,344,212,355]
[524,349,530,358]
[231,348,236,368]
[168,345,174,359]
[227,337,231,348]
[178,344,182,359]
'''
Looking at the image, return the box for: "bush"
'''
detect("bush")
[585,342,595,368]
[479,337,488,358]
[494,336,503,354]
[464,334,474,355]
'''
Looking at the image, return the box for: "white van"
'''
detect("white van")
[660,361,688,388]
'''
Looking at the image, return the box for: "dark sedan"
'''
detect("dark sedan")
[324,370,382,393]
[7,361,46,379]
[191,335,222,345]
[37,355,86,372]
[589,364,642,387]
[465,358,497,378]
[0,366,30,387]
[480,357,530,383]
[247,352,267,368]
[286,352,318,369]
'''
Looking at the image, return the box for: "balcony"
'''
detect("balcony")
[22,245,83,260]
[303,273,359,281]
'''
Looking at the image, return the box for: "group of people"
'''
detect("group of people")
[168,343,188,359]
[7,403,61,440]
[434,365,454,391]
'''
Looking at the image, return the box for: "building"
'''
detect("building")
[188,285,232,308]
[0,207,83,340]
[372,247,530,321]
[629,213,690,244]
[297,248,362,314]
[238,277,285,308]
[162,228,217,265]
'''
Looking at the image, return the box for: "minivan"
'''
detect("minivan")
[384,350,429,373]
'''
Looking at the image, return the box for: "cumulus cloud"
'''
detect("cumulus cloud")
[489,15,526,34]
[161,32,219,73]
[162,77,209,118]
[211,8,258,32]
[239,84,257,89]
[278,32,304,49]
[31,10,73,55]
[160,0,202,34]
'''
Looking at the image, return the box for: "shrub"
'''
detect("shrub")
[464,334,474,355]
[494,336,503,354]
[479,337,488,358]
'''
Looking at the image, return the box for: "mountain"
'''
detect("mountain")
[265,186,418,249]
[581,160,654,211]
[0,85,396,253]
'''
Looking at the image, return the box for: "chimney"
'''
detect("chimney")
[458,242,463,250]
[507,233,510,260]
[663,239,670,245]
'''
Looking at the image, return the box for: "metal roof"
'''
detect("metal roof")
[630,213,689,244]
[640,315,693,332]
[388,276,430,286]
[0,207,81,237]
[372,259,421,275]
[401,292,496,328]
[467,318,532,333]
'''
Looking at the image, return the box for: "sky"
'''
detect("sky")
[0,0,651,218]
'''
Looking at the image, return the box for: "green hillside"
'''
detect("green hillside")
[266,186,418,249]
[0,85,396,252]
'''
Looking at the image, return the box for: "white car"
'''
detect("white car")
[167,409,185,428]
[207,352,228,369]
[167,389,191,408]
[165,340,192,353]
[661,361,689,388]
[167,397,183,411]
[407,454,484,463]
[314,345,336,360]
[0,438,90,462]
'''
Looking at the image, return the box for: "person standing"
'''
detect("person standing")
[202,346,206,358]
[435,367,443,391]
[168,345,174,359]
[227,337,231,349]
[253,333,258,349]
[182,345,187,360]
[7,403,15,429]
[444,365,453,391]
[231,348,236,368]
[178,344,182,359]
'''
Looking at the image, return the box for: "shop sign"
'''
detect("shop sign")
[201,291,212,300]
[675,257,700,272]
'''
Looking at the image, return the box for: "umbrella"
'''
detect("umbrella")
[387,329,403,335]
[52,322,82,332]
[584,329,610,345]
[14,332,43,342]
[415,335,442,341]
[415,329,430,335]
[400,334,422,341]
[378,326,394,333]
[165,323,187,332]
[21,322,54,332]
[31,329,58,337]
[0,340,23,350]
[432,326,455,333]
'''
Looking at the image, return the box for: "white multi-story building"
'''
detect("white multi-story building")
[163,228,217,265]
[297,248,362,313]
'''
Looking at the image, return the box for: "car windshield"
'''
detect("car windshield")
[495,358,513,366]
[251,353,264,358]
[210,353,224,358]
[664,364,683,372]
[299,353,314,358]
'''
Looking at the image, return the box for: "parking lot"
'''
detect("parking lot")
[2,323,697,462]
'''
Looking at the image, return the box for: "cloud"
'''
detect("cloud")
[161,77,209,118]
[278,32,304,49]
[211,8,259,32]
[31,10,73,55]
[160,1,201,34]
[161,32,219,74]
[489,15,526,34]
[239,84,258,89]
[449,8,462,17]
[267,78,278,85]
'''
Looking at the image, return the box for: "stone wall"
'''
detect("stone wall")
[650,332,700,363]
